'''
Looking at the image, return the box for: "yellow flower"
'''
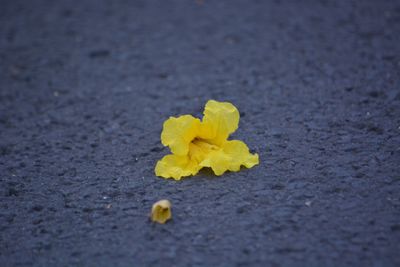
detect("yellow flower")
[155,100,259,180]
[151,199,172,224]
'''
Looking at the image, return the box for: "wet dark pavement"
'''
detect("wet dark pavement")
[1,0,400,266]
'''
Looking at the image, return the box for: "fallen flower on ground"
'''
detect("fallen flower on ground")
[151,199,172,224]
[155,100,259,180]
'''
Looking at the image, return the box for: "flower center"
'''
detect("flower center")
[191,138,218,150]
[188,138,219,162]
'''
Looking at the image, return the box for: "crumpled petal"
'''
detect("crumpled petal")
[198,100,240,146]
[161,115,200,155]
[155,154,201,180]
[151,199,171,224]
[198,149,231,176]
[199,140,259,176]
[222,140,259,170]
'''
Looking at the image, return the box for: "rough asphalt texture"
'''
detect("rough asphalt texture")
[1,0,400,266]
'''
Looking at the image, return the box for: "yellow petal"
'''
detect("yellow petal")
[222,140,259,171]
[199,149,231,176]
[198,100,240,145]
[161,115,200,155]
[199,140,259,176]
[155,154,201,180]
[151,199,171,224]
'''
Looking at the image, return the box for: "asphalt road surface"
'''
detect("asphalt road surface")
[1,0,400,266]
